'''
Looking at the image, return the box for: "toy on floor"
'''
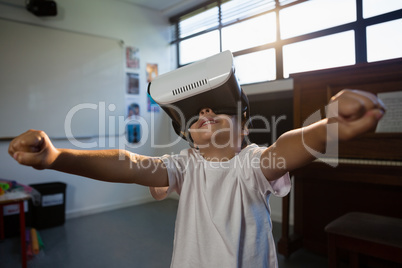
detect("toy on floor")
[26,228,44,259]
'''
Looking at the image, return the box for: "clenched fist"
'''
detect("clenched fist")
[8,129,59,170]
[327,89,386,141]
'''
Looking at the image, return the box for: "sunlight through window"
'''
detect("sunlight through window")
[363,0,402,18]
[280,0,356,39]
[234,49,276,84]
[283,31,355,78]
[179,6,219,38]
[367,18,402,62]
[222,13,276,52]
[179,31,220,65]
[172,0,402,83]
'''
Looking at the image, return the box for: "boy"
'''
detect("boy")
[8,57,385,266]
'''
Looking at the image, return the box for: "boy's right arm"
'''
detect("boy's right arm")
[259,89,384,182]
[8,129,168,187]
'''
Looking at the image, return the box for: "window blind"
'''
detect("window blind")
[177,0,276,39]
[221,0,276,25]
[279,0,300,6]
[179,3,219,38]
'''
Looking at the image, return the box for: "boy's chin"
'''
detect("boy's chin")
[196,139,242,150]
[191,131,242,148]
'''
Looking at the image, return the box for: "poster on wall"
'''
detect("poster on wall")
[124,45,142,143]
[147,94,160,113]
[126,46,140,69]
[127,123,141,143]
[146,63,158,83]
[146,63,160,112]
[126,73,139,94]
[126,98,141,143]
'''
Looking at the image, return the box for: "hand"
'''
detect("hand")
[327,89,386,141]
[8,129,59,170]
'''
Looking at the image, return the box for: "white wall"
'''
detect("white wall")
[0,0,174,219]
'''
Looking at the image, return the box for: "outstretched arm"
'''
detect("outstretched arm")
[8,130,168,187]
[260,89,385,181]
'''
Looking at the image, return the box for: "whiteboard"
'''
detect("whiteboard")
[0,19,125,139]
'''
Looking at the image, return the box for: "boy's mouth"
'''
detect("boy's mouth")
[199,118,217,128]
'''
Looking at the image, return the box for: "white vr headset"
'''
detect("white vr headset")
[147,50,250,141]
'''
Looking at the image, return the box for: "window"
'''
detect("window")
[283,31,355,77]
[279,0,356,39]
[222,13,276,52]
[234,49,276,83]
[220,0,276,24]
[178,3,219,38]
[363,0,402,18]
[179,30,221,65]
[170,0,402,84]
[366,18,402,62]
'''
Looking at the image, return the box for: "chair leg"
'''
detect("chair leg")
[0,204,4,240]
[327,235,338,268]
[350,252,359,268]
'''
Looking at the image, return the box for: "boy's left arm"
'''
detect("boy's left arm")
[260,89,385,181]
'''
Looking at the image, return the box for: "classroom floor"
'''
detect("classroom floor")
[1,199,328,268]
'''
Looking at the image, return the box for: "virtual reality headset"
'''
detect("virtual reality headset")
[147,50,250,141]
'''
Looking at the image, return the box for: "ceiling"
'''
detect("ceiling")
[117,0,209,18]
[0,0,207,18]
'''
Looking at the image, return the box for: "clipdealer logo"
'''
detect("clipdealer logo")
[301,101,339,167]
[64,102,146,149]
[63,100,340,168]
[63,101,290,151]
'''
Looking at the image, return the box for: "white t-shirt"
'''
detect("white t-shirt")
[150,144,291,268]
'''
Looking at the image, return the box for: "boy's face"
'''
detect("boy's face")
[188,108,243,149]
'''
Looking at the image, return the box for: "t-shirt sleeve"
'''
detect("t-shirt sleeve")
[250,145,291,197]
[264,172,291,197]
[149,153,185,200]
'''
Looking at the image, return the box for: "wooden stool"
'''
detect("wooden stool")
[325,212,402,268]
